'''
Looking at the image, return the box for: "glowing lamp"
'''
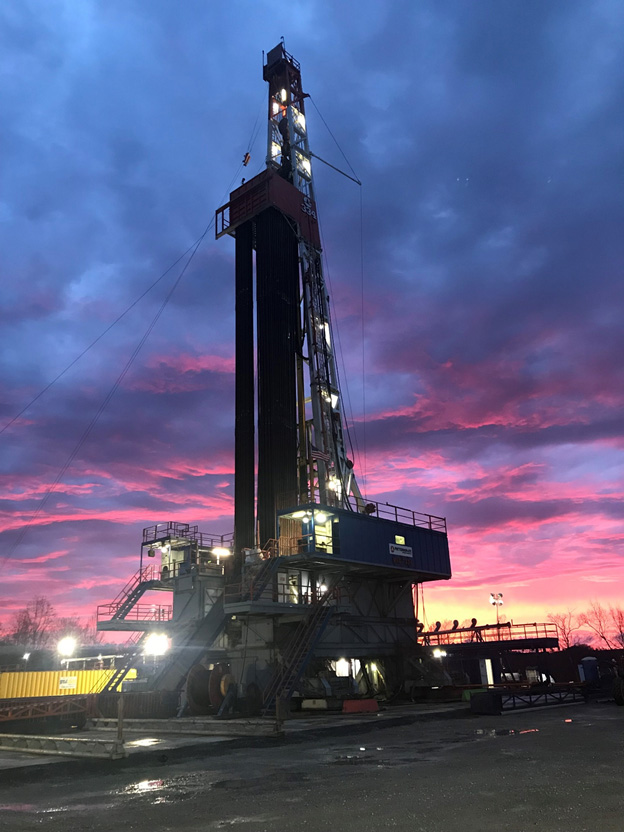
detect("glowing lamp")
[57,637,77,657]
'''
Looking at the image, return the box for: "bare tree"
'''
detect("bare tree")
[547,610,580,649]
[579,601,617,649]
[52,616,100,645]
[610,606,624,648]
[11,596,57,649]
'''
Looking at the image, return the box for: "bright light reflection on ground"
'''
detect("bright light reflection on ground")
[124,779,165,794]
[126,738,161,747]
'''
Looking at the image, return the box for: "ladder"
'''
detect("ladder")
[246,556,283,601]
[100,633,148,693]
[263,584,338,713]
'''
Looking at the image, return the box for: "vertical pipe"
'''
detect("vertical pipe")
[234,221,255,574]
[256,208,299,546]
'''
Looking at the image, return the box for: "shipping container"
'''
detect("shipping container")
[0,668,137,699]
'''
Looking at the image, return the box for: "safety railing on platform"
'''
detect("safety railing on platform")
[96,603,172,625]
[423,622,558,646]
[142,522,234,548]
[343,496,447,531]
[275,497,446,532]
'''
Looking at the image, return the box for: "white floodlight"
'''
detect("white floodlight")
[57,636,77,658]
[23,653,30,661]
[315,512,327,524]
[143,633,169,657]
[212,547,232,565]
[489,592,504,625]
[432,648,447,659]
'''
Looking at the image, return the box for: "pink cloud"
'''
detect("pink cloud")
[126,352,235,393]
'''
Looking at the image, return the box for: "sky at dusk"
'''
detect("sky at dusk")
[1,0,623,635]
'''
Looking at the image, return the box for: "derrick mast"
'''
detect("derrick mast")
[217,42,363,564]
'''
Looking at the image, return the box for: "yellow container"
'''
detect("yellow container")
[0,668,137,699]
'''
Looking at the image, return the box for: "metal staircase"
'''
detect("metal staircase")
[148,594,227,692]
[246,556,283,601]
[100,633,149,693]
[263,584,338,713]
[101,565,159,622]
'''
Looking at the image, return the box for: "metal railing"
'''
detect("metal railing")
[343,496,447,531]
[97,603,172,624]
[276,497,446,532]
[108,565,154,611]
[142,522,234,548]
[423,622,558,646]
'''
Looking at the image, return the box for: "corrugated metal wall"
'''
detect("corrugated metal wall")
[0,668,137,699]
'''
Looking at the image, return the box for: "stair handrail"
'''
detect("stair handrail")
[108,565,154,612]
[263,583,338,709]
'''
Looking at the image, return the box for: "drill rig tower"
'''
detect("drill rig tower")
[217,42,365,565]
[97,43,451,713]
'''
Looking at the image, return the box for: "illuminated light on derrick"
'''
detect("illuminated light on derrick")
[323,322,331,347]
[296,151,311,179]
[292,106,306,133]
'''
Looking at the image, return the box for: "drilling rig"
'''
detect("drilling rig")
[97,43,451,714]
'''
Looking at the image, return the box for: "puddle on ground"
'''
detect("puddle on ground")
[475,728,539,737]
[212,771,308,790]
[212,816,280,828]
[126,738,162,748]
[123,779,166,795]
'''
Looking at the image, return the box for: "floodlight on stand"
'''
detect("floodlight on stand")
[212,546,232,565]
[57,636,77,658]
[489,592,504,626]
[144,633,169,657]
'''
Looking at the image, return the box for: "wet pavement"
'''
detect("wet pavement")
[0,703,622,831]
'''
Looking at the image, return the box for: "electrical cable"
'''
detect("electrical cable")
[2,146,252,439]
[0,238,205,437]
[2,222,212,569]
[309,97,360,182]
[316,218,361,494]
[307,95,368,495]
[3,145,252,568]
